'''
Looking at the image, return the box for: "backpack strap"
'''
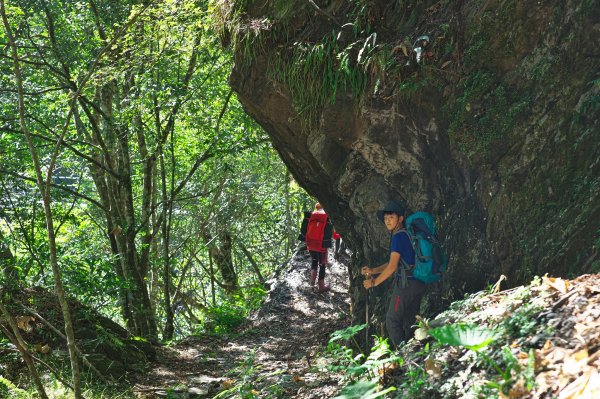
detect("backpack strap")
[392,229,413,288]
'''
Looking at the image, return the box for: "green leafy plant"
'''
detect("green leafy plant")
[485,347,536,396]
[502,302,544,338]
[429,323,504,379]
[398,362,428,398]
[325,325,368,380]
[0,376,27,399]
[429,323,535,396]
[244,285,268,311]
[203,301,247,335]
[333,379,396,399]
[329,323,367,348]
[201,286,267,335]
[325,325,402,383]
[428,323,498,351]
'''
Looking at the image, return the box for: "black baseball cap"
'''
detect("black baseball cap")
[376,201,405,222]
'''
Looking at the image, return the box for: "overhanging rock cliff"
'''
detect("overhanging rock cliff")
[220,0,599,323]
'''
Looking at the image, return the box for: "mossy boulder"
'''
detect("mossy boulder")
[1,287,155,380]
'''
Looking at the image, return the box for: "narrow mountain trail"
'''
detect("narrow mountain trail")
[133,249,352,398]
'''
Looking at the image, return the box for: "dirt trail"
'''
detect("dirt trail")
[134,249,352,398]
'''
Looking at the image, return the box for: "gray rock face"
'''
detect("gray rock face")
[226,0,599,323]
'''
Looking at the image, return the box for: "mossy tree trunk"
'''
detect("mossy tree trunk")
[205,231,239,294]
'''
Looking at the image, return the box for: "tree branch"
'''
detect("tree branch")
[0,168,106,211]
[20,305,110,383]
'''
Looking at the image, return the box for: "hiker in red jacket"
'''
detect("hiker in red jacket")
[298,202,333,292]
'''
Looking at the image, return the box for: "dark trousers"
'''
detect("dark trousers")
[309,250,327,279]
[386,277,426,348]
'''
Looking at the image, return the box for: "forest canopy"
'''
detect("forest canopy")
[0,0,311,351]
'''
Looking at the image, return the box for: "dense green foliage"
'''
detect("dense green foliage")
[0,0,311,394]
[213,0,396,128]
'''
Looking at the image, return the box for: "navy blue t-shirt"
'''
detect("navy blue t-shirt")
[390,230,415,266]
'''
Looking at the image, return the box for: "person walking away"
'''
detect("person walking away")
[303,202,333,292]
[361,201,426,348]
[333,229,343,260]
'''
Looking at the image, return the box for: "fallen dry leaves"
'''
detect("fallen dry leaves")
[542,275,571,294]
[395,274,600,399]
[558,367,600,399]
[529,274,600,399]
[534,340,600,398]
[424,357,442,378]
[16,315,35,332]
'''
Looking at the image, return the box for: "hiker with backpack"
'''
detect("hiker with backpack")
[361,201,446,347]
[298,202,333,292]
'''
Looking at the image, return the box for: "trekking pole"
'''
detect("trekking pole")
[365,274,373,351]
[365,287,369,351]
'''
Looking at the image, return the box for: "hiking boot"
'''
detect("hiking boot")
[318,279,330,292]
[309,270,317,286]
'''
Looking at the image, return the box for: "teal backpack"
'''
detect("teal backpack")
[405,211,447,284]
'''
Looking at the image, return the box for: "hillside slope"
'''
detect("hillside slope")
[389,273,600,399]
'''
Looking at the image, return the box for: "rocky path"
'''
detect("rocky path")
[133,249,352,399]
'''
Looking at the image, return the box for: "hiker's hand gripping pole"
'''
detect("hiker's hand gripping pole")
[364,271,375,289]
[361,266,377,289]
[360,267,375,292]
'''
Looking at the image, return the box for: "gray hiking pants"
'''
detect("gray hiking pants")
[386,276,426,348]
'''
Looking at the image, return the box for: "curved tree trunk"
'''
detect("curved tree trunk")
[0,300,48,399]
[1,3,82,396]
